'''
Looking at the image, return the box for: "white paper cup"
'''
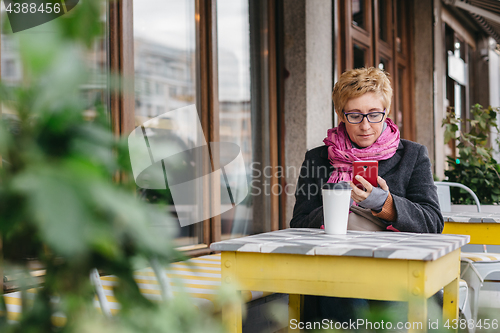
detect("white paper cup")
[322,182,352,234]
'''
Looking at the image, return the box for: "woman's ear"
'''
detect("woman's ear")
[336,110,345,125]
[384,106,390,118]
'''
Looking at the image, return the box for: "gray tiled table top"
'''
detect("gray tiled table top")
[442,211,500,223]
[210,229,470,261]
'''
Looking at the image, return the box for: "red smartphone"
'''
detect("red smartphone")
[352,161,378,189]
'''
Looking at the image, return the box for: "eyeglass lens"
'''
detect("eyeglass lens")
[346,112,384,123]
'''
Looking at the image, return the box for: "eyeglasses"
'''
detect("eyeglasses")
[343,110,386,124]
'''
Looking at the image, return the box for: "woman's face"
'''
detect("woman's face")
[342,92,386,148]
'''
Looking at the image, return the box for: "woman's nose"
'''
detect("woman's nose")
[359,117,371,129]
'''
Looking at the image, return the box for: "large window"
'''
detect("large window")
[1,1,109,138]
[128,0,279,252]
[337,0,413,140]
[0,0,280,254]
[217,0,254,240]
[132,0,202,248]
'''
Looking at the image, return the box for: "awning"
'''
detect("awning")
[444,0,500,44]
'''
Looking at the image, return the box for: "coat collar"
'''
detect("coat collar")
[378,141,404,177]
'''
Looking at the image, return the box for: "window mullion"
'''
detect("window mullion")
[195,0,221,244]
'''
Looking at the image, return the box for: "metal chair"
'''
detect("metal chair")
[459,279,472,325]
[434,181,481,212]
[436,181,500,333]
[90,258,173,318]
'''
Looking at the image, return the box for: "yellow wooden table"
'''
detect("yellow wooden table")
[211,229,470,333]
[442,212,500,245]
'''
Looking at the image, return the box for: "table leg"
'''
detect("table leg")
[221,252,242,333]
[222,291,242,333]
[288,294,303,333]
[408,261,427,332]
[443,277,459,332]
[408,296,427,333]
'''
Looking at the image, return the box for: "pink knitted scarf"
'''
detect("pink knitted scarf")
[323,118,400,183]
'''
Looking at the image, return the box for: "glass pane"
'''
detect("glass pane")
[396,0,404,53]
[353,44,366,69]
[133,0,203,247]
[454,37,467,61]
[1,34,22,132]
[454,82,462,120]
[378,0,388,42]
[397,66,404,138]
[378,57,388,71]
[1,2,108,147]
[83,16,109,120]
[217,0,252,240]
[352,0,365,29]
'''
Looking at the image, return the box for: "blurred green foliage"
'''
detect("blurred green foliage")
[442,104,500,204]
[0,1,228,332]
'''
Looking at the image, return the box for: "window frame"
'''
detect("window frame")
[341,0,374,70]
[111,0,281,255]
[336,0,414,141]
[392,0,414,141]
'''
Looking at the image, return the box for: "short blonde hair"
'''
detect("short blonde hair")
[332,67,392,121]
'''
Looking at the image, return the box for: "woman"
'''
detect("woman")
[290,67,443,325]
[290,67,443,233]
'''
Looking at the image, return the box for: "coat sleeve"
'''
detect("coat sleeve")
[289,151,325,228]
[390,145,444,233]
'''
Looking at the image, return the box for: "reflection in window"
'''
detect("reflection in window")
[155,82,162,95]
[1,37,21,87]
[169,86,176,97]
[352,0,365,29]
[133,0,202,247]
[83,37,109,121]
[0,33,21,141]
[217,0,252,240]
[3,59,15,77]
[1,2,108,124]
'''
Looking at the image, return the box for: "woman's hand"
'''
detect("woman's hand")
[350,175,389,203]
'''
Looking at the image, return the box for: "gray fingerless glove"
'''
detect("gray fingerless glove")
[358,187,389,212]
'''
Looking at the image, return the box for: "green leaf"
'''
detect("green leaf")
[12,167,89,257]
[444,130,456,144]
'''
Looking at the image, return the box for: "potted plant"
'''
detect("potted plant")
[0,1,227,332]
[442,104,500,205]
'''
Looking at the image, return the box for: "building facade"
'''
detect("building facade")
[2,0,500,252]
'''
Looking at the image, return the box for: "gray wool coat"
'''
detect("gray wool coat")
[289,139,444,233]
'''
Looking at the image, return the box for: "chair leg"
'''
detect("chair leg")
[460,262,483,333]
[459,281,474,333]
[90,268,112,318]
[150,257,174,301]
